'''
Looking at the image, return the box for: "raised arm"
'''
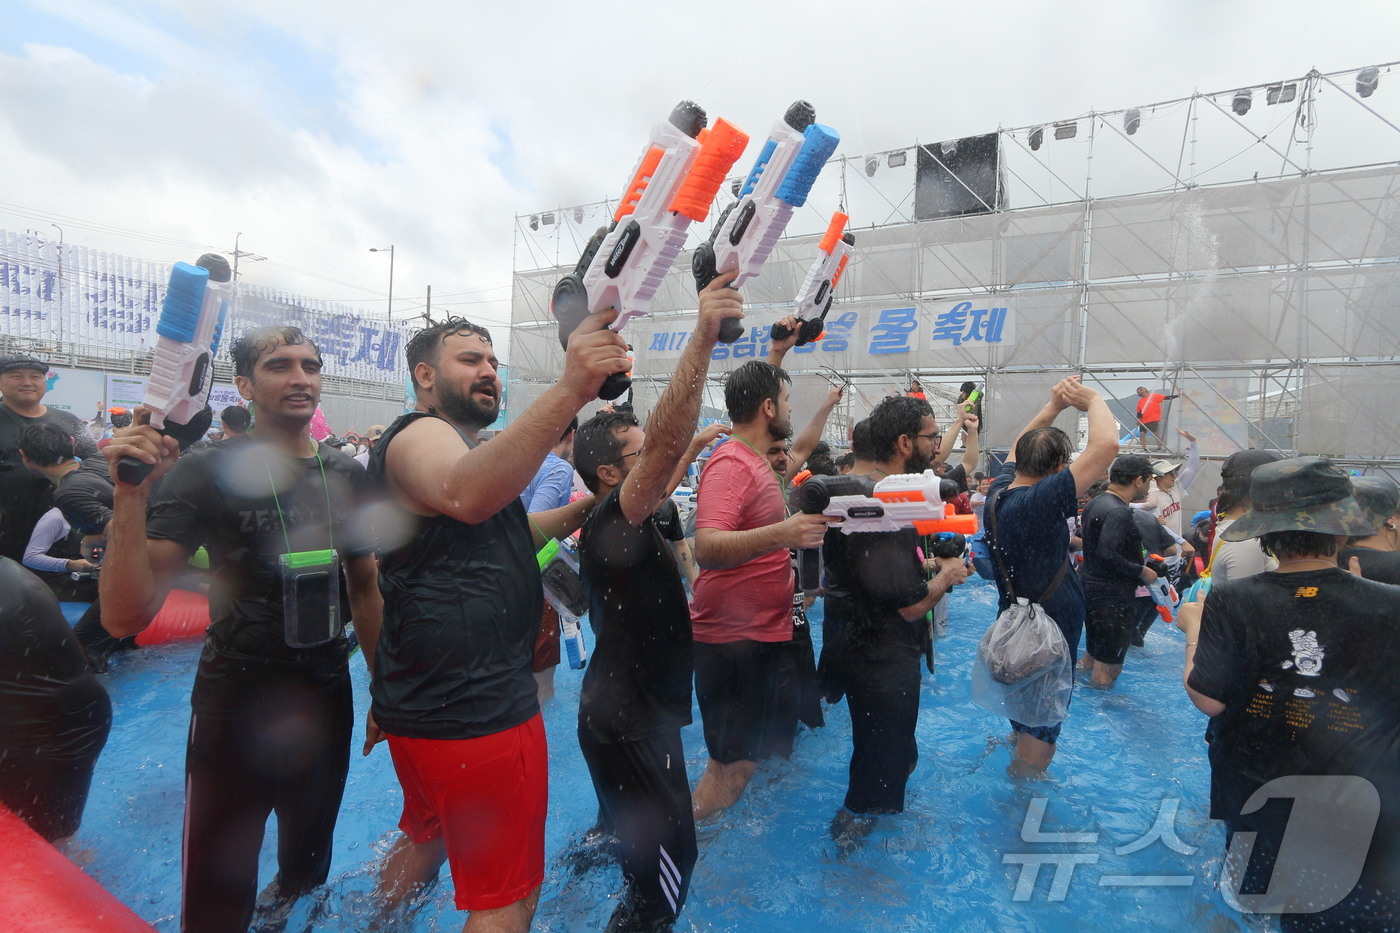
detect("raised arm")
[1176,428,1201,492]
[1064,378,1119,493]
[766,314,801,367]
[666,422,730,496]
[386,311,629,524]
[620,272,744,525]
[959,413,981,475]
[784,383,843,484]
[98,417,194,637]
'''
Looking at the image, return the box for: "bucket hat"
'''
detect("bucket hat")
[1221,456,1393,540]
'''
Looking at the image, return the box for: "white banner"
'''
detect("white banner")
[1,231,409,384]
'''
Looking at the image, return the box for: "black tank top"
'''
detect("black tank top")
[367,411,541,739]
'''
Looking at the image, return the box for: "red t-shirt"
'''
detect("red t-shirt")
[1137,392,1167,423]
[690,439,794,644]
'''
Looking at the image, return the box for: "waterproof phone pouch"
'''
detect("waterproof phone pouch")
[279,548,344,647]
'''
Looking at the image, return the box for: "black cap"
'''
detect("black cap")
[0,354,48,374]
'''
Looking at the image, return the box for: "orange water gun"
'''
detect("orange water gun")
[551,101,749,400]
[773,210,855,346]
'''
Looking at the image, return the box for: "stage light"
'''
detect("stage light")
[1357,67,1380,98]
[1266,83,1296,105]
[864,157,878,177]
[888,150,907,168]
[1232,89,1252,116]
[529,214,539,231]
[1124,108,1141,135]
[1029,127,1043,151]
[573,207,584,223]
[1054,122,1077,140]
[541,212,555,226]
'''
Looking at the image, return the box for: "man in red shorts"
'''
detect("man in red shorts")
[367,312,628,931]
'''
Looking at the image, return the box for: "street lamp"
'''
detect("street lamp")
[231,232,267,281]
[370,245,395,323]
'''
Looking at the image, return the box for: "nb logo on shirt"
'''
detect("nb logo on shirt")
[1292,587,1319,598]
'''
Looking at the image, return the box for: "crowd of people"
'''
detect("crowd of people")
[0,276,1397,932]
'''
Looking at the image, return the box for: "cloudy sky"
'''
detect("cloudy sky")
[1,0,1396,360]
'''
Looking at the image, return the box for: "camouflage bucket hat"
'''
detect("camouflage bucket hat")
[1221,456,1393,540]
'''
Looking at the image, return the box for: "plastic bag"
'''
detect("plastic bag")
[971,598,1073,727]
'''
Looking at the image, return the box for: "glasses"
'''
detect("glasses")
[914,432,940,442]
[609,449,642,466]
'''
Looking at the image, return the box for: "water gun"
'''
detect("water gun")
[693,101,841,342]
[789,470,979,590]
[116,254,233,485]
[1146,554,1180,626]
[552,101,749,400]
[773,210,855,346]
[537,538,588,670]
[963,387,982,413]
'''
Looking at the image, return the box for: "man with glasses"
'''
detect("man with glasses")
[570,273,744,931]
[821,395,970,840]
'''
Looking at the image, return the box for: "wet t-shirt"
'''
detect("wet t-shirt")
[691,439,793,643]
[1079,493,1145,600]
[578,489,692,743]
[1189,569,1400,825]
[145,437,368,713]
[985,463,1085,637]
[821,476,930,691]
[369,412,541,740]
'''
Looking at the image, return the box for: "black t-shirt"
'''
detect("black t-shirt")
[145,436,368,712]
[53,457,115,536]
[368,411,541,740]
[1131,507,1176,562]
[0,404,97,562]
[0,558,111,757]
[986,462,1085,633]
[578,488,692,743]
[652,498,685,543]
[1188,568,1400,880]
[1079,492,1145,599]
[1338,546,1400,586]
[821,475,930,690]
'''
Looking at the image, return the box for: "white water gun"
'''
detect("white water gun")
[552,101,749,400]
[773,210,855,346]
[117,254,233,484]
[693,101,841,341]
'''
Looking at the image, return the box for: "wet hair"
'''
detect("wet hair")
[723,360,790,424]
[109,410,132,429]
[1014,426,1073,479]
[559,416,579,445]
[231,326,322,380]
[220,405,252,434]
[405,316,494,391]
[1110,454,1154,486]
[575,409,639,494]
[867,395,934,462]
[806,447,838,476]
[836,452,856,472]
[1259,530,1340,560]
[18,423,75,467]
[1085,479,1110,498]
[850,419,874,461]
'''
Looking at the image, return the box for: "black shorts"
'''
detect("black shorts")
[578,727,697,927]
[844,679,920,814]
[1084,596,1137,665]
[693,640,797,764]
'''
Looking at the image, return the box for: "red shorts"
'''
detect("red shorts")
[386,715,547,911]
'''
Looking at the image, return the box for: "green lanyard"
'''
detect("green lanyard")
[263,444,335,554]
